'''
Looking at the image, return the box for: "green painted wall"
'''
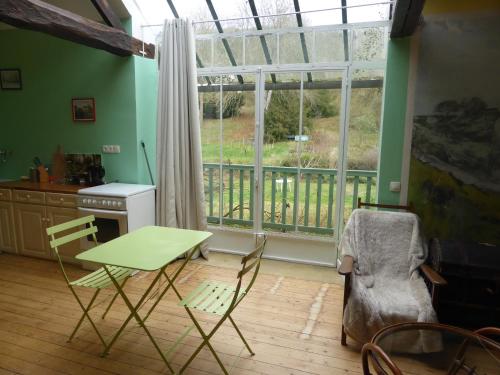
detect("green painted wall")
[377,38,411,204]
[134,57,158,185]
[0,25,157,184]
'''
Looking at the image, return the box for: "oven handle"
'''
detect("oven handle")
[78,207,129,216]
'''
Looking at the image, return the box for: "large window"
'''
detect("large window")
[196,22,387,244]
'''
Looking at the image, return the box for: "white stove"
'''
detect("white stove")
[77,183,156,266]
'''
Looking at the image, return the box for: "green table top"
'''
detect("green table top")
[76,226,212,271]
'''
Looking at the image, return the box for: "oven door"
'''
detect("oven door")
[78,207,128,249]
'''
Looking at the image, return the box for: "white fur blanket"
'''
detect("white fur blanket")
[340,209,441,352]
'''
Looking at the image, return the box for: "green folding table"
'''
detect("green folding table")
[76,225,212,373]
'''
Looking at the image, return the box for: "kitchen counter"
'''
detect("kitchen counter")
[0,181,86,194]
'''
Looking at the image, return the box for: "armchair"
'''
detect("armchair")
[338,206,447,347]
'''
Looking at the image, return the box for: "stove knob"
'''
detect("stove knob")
[117,201,122,207]
[107,200,112,206]
[82,199,87,204]
[112,201,117,207]
[92,199,97,204]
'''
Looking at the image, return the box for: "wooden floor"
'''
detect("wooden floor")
[0,253,363,375]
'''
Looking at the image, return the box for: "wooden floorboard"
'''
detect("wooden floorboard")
[0,253,363,374]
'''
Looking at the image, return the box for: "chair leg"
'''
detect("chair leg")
[341,273,351,346]
[341,324,347,346]
[180,307,229,374]
[228,315,254,355]
[68,288,107,348]
[102,277,129,319]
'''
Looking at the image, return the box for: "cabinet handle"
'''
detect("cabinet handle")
[26,194,31,198]
[60,198,64,202]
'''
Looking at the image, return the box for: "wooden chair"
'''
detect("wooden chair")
[338,201,447,346]
[173,234,267,374]
[46,215,133,348]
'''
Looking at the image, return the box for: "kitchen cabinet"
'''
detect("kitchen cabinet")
[0,185,82,263]
[0,201,17,253]
[46,205,79,260]
[14,202,50,259]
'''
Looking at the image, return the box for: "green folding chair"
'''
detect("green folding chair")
[46,215,133,349]
[169,234,267,374]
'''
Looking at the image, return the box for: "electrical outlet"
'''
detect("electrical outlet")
[102,145,121,154]
[389,181,401,192]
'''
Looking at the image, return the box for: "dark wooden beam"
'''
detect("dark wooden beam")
[198,79,384,93]
[390,0,426,38]
[90,0,125,31]
[0,0,155,58]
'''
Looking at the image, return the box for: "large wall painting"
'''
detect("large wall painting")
[408,11,500,244]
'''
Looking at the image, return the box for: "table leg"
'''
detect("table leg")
[143,245,199,322]
[101,266,175,374]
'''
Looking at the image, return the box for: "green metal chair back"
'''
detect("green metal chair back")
[231,234,267,310]
[46,215,98,283]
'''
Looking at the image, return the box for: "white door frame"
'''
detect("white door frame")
[199,65,352,261]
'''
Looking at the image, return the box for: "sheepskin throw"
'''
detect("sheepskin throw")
[340,209,440,352]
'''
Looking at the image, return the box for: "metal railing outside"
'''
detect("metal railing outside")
[204,163,376,235]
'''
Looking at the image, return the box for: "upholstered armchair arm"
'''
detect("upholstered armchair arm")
[420,264,447,286]
[338,255,354,276]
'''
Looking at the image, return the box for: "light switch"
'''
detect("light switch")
[102,145,121,154]
[389,181,401,192]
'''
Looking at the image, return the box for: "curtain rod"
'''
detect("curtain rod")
[140,1,394,28]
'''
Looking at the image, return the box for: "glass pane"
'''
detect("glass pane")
[263,72,301,233]
[199,74,256,229]
[315,30,346,63]
[199,75,221,223]
[262,71,341,237]
[351,27,387,61]
[196,38,212,67]
[301,71,342,234]
[278,32,313,65]
[221,74,255,227]
[245,34,277,66]
[347,1,391,22]
[214,36,243,67]
[345,69,384,222]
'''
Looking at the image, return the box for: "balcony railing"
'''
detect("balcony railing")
[204,163,376,235]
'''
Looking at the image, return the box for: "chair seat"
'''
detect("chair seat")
[179,280,245,315]
[70,266,133,289]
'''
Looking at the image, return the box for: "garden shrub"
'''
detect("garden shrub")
[202,92,245,119]
[264,91,312,143]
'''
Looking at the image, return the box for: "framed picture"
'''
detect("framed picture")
[0,69,22,90]
[72,98,96,122]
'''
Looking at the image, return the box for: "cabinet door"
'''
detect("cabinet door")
[0,201,17,253]
[14,203,50,259]
[46,206,80,260]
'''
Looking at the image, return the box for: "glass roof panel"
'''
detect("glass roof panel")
[346,0,391,23]
[299,0,344,27]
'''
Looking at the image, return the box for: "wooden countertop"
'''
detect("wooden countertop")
[0,181,86,194]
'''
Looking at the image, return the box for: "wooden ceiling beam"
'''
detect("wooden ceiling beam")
[390,0,426,38]
[0,0,155,59]
[90,0,126,31]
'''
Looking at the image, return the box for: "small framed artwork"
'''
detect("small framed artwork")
[0,69,22,90]
[72,98,96,122]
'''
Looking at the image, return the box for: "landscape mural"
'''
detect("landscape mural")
[408,11,500,244]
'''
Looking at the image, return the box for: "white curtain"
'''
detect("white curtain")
[156,18,208,258]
